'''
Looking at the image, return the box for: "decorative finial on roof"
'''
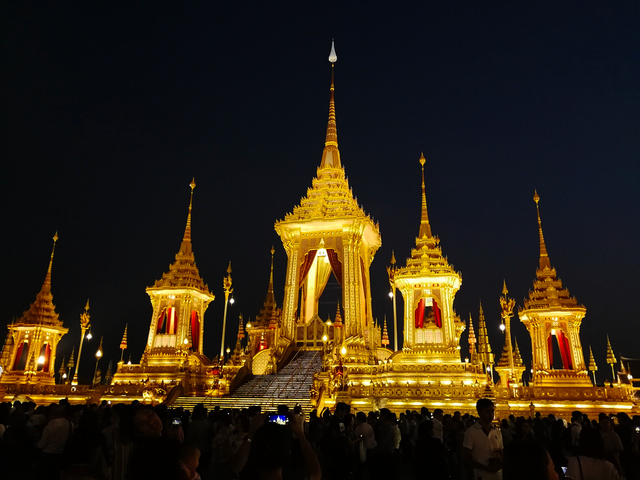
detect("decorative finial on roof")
[382,316,389,347]
[320,40,340,168]
[42,231,59,294]
[476,301,494,367]
[227,261,232,275]
[390,250,396,265]
[268,247,275,295]
[502,280,508,297]
[533,190,551,270]
[328,39,337,63]
[179,178,196,255]
[418,153,432,238]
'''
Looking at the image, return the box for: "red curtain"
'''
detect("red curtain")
[42,344,51,372]
[547,335,554,367]
[157,308,166,333]
[433,299,442,328]
[326,249,342,286]
[557,330,573,369]
[191,311,199,350]
[298,250,317,288]
[13,342,25,370]
[415,298,425,328]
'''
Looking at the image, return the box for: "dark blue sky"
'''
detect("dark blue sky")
[1,2,639,383]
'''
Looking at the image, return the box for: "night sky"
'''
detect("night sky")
[2,3,639,384]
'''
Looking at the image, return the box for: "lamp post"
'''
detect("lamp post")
[93,336,103,388]
[220,262,233,359]
[72,300,91,385]
[499,281,516,383]
[386,251,399,352]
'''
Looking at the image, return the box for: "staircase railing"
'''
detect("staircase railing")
[275,351,316,400]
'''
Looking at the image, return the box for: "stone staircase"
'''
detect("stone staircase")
[173,350,322,412]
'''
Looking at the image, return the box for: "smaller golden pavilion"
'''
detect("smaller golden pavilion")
[0,233,68,386]
[111,179,216,398]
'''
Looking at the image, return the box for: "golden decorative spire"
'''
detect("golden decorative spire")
[320,40,341,169]
[606,336,617,365]
[467,313,477,354]
[381,316,389,347]
[120,324,128,350]
[533,190,551,270]
[68,347,75,369]
[179,178,196,255]
[334,302,343,328]
[418,153,432,238]
[268,246,275,296]
[476,302,494,366]
[42,232,59,295]
[513,338,524,367]
[390,250,396,266]
[588,345,598,384]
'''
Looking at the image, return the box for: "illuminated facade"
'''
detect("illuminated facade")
[518,192,590,387]
[0,234,68,386]
[112,179,216,398]
[274,43,381,364]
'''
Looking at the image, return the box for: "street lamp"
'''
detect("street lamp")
[386,251,399,352]
[72,300,91,385]
[220,262,233,358]
[93,336,103,388]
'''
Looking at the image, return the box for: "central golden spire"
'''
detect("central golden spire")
[533,190,551,270]
[179,178,196,255]
[418,153,432,238]
[320,40,341,169]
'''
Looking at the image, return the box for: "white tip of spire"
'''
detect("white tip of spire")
[328,39,337,63]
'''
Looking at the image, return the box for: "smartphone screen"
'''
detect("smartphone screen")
[269,414,289,425]
[561,466,567,474]
[172,418,181,426]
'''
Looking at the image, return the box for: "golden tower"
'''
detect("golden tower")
[142,179,215,364]
[518,191,590,387]
[0,233,68,386]
[393,154,465,361]
[274,41,381,357]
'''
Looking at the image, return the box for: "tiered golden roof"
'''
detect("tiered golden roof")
[277,44,377,228]
[150,179,210,294]
[381,317,389,347]
[513,338,524,367]
[397,154,457,278]
[467,314,478,362]
[523,191,582,310]
[18,233,63,327]
[606,336,617,366]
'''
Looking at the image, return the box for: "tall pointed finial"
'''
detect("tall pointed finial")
[533,190,551,270]
[320,40,341,168]
[42,232,59,294]
[84,298,90,311]
[390,250,396,265]
[502,280,508,297]
[418,153,432,238]
[476,301,494,367]
[268,246,275,294]
[227,260,232,275]
[179,178,196,255]
[381,316,389,347]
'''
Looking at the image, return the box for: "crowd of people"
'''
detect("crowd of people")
[0,397,639,480]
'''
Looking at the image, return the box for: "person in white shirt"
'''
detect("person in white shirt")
[433,408,444,443]
[463,398,503,480]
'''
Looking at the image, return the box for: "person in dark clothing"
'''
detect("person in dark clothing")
[414,420,448,480]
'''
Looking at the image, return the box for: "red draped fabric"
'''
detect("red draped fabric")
[42,344,51,372]
[191,311,200,350]
[326,249,342,286]
[415,298,425,328]
[13,342,25,370]
[298,250,317,288]
[547,335,554,367]
[557,330,573,369]
[157,308,167,333]
[433,299,442,328]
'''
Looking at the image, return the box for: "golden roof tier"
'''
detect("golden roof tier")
[519,191,590,387]
[149,178,211,294]
[275,42,381,347]
[392,155,465,361]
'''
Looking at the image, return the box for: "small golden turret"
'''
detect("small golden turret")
[382,316,390,348]
[606,335,617,382]
[476,302,494,368]
[588,345,598,384]
[467,313,477,362]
